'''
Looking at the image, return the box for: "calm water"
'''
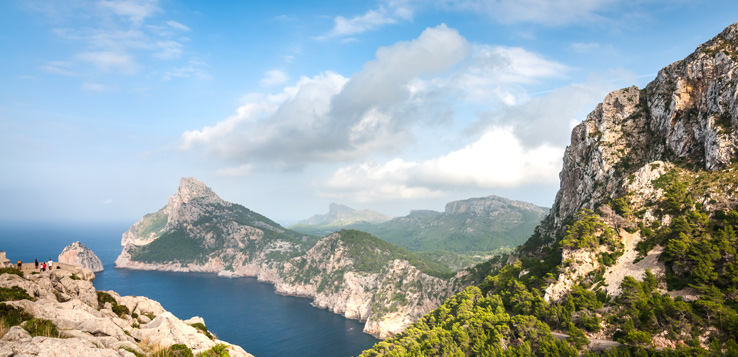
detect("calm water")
[0,223,378,357]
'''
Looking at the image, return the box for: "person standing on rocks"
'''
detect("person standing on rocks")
[17,260,21,269]
[34,259,38,269]
[41,262,46,272]
[48,259,53,270]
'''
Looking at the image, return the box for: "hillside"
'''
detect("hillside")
[292,196,548,255]
[361,22,738,356]
[290,203,393,235]
[115,178,488,339]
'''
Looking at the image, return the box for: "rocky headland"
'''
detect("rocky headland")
[115,178,486,339]
[0,265,250,356]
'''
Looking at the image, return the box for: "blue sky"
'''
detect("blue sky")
[1,0,737,225]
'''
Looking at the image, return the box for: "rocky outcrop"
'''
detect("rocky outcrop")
[540,24,738,241]
[58,242,104,273]
[0,268,251,356]
[530,23,738,305]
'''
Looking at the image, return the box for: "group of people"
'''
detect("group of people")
[16,259,56,272]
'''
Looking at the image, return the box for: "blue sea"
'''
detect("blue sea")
[0,223,379,357]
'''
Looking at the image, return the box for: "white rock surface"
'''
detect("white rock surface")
[58,241,104,272]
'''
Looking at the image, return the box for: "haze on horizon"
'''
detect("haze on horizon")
[1,0,737,226]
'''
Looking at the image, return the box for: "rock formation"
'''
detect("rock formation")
[58,242,104,273]
[0,267,251,356]
[115,178,484,339]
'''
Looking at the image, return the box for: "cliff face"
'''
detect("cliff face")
[360,22,738,356]
[540,25,738,241]
[58,241,104,273]
[0,268,250,356]
[115,179,479,339]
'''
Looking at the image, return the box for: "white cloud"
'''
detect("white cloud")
[183,25,471,165]
[321,127,563,201]
[182,24,569,168]
[166,20,190,31]
[77,51,137,73]
[39,61,83,76]
[162,59,210,80]
[154,40,183,59]
[97,0,162,24]
[327,6,407,38]
[260,70,289,87]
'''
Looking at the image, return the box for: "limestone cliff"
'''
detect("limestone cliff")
[115,179,485,339]
[0,267,251,356]
[58,241,104,273]
[512,22,738,348]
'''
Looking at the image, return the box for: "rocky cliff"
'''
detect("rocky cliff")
[361,22,738,356]
[58,242,104,273]
[0,267,250,356]
[115,179,485,339]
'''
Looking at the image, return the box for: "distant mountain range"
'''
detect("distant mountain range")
[290,196,549,254]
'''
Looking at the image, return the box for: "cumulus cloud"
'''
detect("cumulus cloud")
[98,0,162,24]
[182,24,568,169]
[320,127,563,201]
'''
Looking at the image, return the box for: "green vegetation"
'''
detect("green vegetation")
[136,208,168,239]
[361,170,738,356]
[190,322,214,340]
[152,344,194,357]
[23,318,59,337]
[96,291,129,317]
[0,268,23,277]
[130,201,318,265]
[196,344,230,357]
[0,286,33,302]
[0,303,33,328]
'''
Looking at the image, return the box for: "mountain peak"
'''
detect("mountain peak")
[175,177,222,204]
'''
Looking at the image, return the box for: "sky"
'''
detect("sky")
[1,0,737,226]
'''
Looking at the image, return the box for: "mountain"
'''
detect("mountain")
[0,265,250,356]
[361,23,738,356]
[352,196,548,254]
[115,178,487,339]
[299,202,393,226]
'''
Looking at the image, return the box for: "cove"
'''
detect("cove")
[0,223,379,357]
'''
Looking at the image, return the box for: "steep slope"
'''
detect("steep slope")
[58,241,104,273]
[115,179,488,339]
[361,22,738,356]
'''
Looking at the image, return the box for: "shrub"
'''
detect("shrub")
[23,318,59,337]
[0,268,22,277]
[96,291,117,308]
[196,344,230,357]
[112,304,130,318]
[152,344,193,357]
[190,322,214,340]
[0,286,33,302]
[0,303,32,327]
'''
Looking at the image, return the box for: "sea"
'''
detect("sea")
[0,222,379,357]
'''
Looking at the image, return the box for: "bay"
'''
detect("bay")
[0,223,378,357]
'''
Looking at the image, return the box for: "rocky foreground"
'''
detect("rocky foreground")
[0,267,251,356]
